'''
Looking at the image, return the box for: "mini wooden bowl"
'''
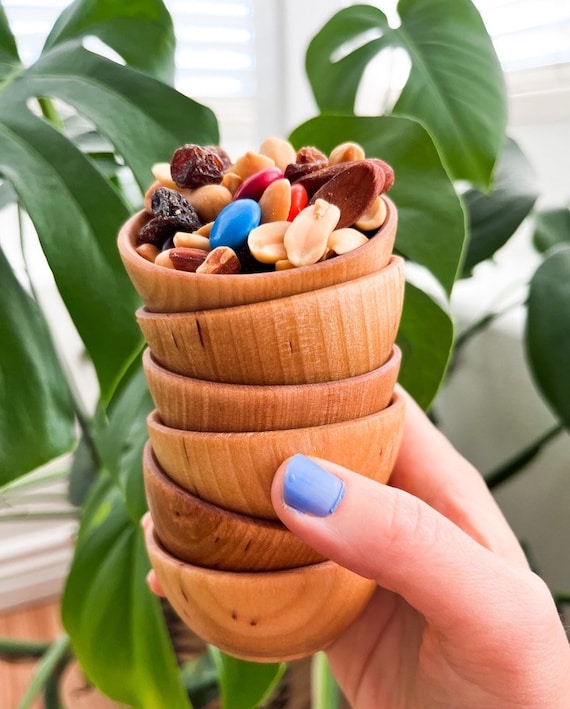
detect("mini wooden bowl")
[137,255,404,385]
[142,345,401,432]
[118,198,397,313]
[144,519,376,662]
[144,443,326,571]
[147,391,405,520]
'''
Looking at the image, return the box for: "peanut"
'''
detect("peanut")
[221,172,242,195]
[284,198,341,267]
[173,232,212,251]
[327,228,369,255]
[136,242,160,262]
[248,221,289,264]
[329,141,366,164]
[154,249,176,269]
[151,162,177,189]
[196,246,241,274]
[259,137,297,172]
[259,179,291,223]
[355,196,387,232]
[232,151,275,180]
[185,184,232,222]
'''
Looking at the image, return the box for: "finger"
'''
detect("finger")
[141,513,166,596]
[390,388,528,566]
[271,454,542,638]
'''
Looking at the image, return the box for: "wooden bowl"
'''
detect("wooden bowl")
[137,255,404,385]
[118,199,397,313]
[144,443,326,571]
[142,345,401,431]
[147,391,405,520]
[144,519,376,662]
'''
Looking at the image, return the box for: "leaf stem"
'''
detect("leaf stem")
[311,652,340,709]
[454,296,526,353]
[16,635,71,709]
[0,638,51,660]
[37,97,65,131]
[485,423,564,489]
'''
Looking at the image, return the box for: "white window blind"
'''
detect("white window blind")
[3,0,258,153]
[474,0,570,72]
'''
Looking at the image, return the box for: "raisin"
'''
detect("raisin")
[205,145,232,172]
[136,213,202,248]
[170,144,224,189]
[284,160,329,184]
[151,187,197,219]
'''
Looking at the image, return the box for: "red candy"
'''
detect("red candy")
[287,182,308,221]
[233,167,284,202]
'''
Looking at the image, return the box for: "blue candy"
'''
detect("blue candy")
[209,199,261,251]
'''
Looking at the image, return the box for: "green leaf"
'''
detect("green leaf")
[525,245,570,428]
[289,114,466,295]
[532,207,570,254]
[23,43,219,190]
[93,359,152,523]
[63,476,191,709]
[0,108,140,401]
[0,42,218,401]
[461,137,539,276]
[68,435,99,507]
[0,246,75,483]
[209,648,286,709]
[43,0,176,84]
[305,0,506,187]
[397,282,454,410]
[0,5,20,82]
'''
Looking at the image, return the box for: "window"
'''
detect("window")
[2,0,258,152]
[474,0,570,73]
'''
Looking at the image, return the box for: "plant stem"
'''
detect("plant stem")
[37,97,65,131]
[485,423,564,489]
[16,635,71,709]
[311,652,340,709]
[0,638,51,660]
[454,296,526,353]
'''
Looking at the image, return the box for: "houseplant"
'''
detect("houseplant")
[1,0,567,706]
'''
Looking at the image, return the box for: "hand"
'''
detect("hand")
[270,389,570,708]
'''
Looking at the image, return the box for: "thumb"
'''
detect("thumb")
[271,454,546,637]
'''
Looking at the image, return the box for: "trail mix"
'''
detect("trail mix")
[136,137,394,274]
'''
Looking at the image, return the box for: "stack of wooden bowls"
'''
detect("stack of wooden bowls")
[117,198,406,662]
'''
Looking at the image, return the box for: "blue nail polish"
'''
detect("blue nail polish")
[283,454,345,516]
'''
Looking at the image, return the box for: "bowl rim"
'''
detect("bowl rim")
[147,388,404,438]
[145,517,337,580]
[142,343,401,393]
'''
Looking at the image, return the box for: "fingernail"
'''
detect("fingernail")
[283,454,345,516]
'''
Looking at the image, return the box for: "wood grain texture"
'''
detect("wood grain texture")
[137,255,405,385]
[117,198,397,313]
[147,391,405,520]
[144,445,326,571]
[143,344,401,431]
[145,521,376,663]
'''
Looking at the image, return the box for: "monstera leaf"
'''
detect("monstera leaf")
[305,0,506,188]
[0,0,218,478]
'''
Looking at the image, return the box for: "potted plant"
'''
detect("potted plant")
[1,0,567,706]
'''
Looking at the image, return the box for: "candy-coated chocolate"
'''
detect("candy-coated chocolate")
[233,167,284,201]
[210,199,261,251]
[287,182,308,221]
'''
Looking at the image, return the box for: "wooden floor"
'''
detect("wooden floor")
[0,598,125,709]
